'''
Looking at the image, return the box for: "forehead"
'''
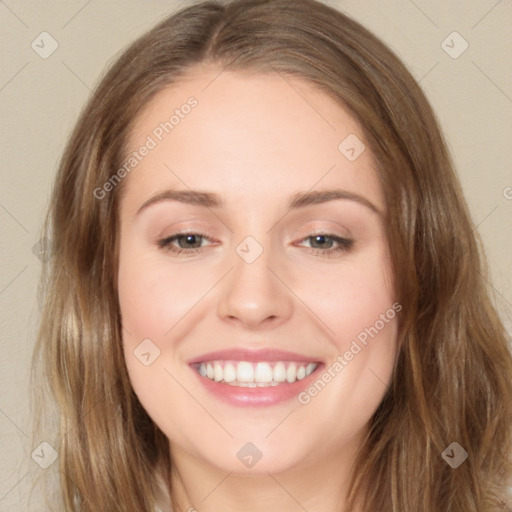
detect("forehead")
[122,64,384,215]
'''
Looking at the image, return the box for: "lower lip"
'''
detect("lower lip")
[190,364,324,407]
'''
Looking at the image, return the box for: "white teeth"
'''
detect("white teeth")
[273,362,287,382]
[196,360,318,386]
[223,363,236,383]
[286,363,297,383]
[306,362,316,376]
[214,362,223,382]
[237,361,254,382]
[254,362,273,383]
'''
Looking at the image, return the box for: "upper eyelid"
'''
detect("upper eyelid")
[158,231,352,247]
[158,219,351,239]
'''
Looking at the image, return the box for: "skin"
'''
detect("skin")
[117,62,399,512]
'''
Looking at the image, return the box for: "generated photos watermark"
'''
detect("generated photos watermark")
[93,96,198,200]
[298,301,402,405]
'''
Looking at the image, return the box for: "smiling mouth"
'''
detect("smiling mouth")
[192,360,319,387]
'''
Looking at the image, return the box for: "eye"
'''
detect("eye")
[295,233,353,257]
[157,231,215,256]
[157,231,354,258]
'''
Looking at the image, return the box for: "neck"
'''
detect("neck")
[167,436,365,512]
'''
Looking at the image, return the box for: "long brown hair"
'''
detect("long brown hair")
[31,0,512,510]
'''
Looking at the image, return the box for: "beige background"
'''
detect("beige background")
[1,0,511,509]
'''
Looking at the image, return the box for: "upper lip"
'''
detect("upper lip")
[187,348,322,365]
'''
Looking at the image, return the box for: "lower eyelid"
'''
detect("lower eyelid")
[158,232,213,249]
[296,234,353,250]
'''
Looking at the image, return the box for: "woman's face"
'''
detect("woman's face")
[117,64,399,476]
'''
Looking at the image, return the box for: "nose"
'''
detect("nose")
[216,241,294,330]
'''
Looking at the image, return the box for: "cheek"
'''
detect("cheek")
[117,241,186,395]
[117,249,203,434]
[299,245,396,350]
[117,248,206,340]
[294,244,398,413]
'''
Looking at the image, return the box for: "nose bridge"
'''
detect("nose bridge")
[216,233,293,327]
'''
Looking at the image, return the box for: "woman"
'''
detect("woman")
[31,0,512,510]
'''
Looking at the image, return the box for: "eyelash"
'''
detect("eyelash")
[157,231,354,258]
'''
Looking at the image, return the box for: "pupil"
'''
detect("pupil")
[183,234,200,248]
[313,235,331,248]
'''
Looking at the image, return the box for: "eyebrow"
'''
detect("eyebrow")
[135,188,381,216]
